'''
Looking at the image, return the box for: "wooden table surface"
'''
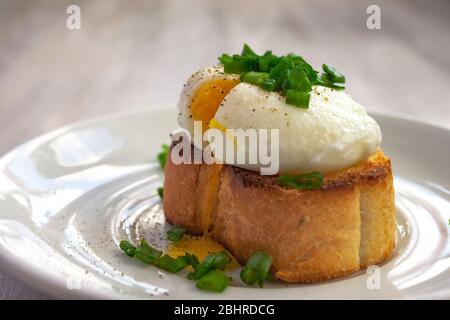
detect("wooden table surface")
[0,0,449,299]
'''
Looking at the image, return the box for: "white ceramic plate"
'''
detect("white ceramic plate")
[0,108,448,300]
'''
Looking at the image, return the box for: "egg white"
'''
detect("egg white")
[214,83,381,173]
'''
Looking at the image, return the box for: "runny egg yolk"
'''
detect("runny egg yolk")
[167,235,240,271]
[190,79,240,131]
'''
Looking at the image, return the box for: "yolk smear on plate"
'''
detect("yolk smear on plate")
[167,234,240,271]
[190,79,239,131]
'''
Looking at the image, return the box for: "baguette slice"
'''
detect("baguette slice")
[163,144,395,283]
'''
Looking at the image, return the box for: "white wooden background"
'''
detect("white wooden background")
[0,0,449,299]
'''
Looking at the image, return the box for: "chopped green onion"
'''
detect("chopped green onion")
[285,68,312,92]
[317,64,346,90]
[218,53,233,65]
[278,171,324,190]
[157,187,164,199]
[138,239,162,259]
[157,144,169,169]
[285,90,310,109]
[188,251,231,280]
[133,250,155,264]
[241,43,256,56]
[154,255,180,272]
[240,251,273,287]
[260,77,277,91]
[218,45,346,108]
[208,251,231,270]
[120,238,197,273]
[155,254,194,273]
[317,73,345,90]
[220,54,258,74]
[119,240,136,257]
[184,253,200,268]
[167,226,186,242]
[258,51,271,72]
[242,71,268,84]
[241,71,277,92]
[322,64,345,83]
[259,50,279,72]
[133,239,162,264]
[196,270,231,293]
[268,59,289,88]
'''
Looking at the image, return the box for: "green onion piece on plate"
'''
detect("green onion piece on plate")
[119,240,136,257]
[166,226,186,242]
[188,251,232,280]
[240,251,273,287]
[157,187,164,199]
[155,254,194,273]
[132,240,162,264]
[196,270,231,293]
[157,144,169,169]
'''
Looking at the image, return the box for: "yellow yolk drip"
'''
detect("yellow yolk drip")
[173,80,241,271]
[196,164,224,234]
[190,79,240,131]
[167,235,240,271]
[209,118,226,132]
[210,118,236,146]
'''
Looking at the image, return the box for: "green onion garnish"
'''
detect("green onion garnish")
[241,43,256,56]
[157,187,164,199]
[119,240,136,257]
[242,71,269,85]
[285,90,310,109]
[196,270,231,293]
[119,240,234,292]
[218,44,346,108]
[157,144,169,169]
[120,240,277,293]
[134,239,162,264]
[322,64,345,83]
[166,226,186,242]
[119,239,162,264]
[155,254,198,273]
[285,68,312,92]
[278,171,324,190]
[119,239,197,273]
[240,251,273,287]
[188,251,232,280]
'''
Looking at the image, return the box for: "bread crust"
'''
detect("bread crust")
[163,145,396,283]
[163,154,201,233]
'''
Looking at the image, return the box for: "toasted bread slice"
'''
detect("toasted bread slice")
[163,144,395,283]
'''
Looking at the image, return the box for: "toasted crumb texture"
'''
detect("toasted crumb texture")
[163,144,396,283]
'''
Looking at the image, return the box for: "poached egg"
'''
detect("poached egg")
[177,66,381,174]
